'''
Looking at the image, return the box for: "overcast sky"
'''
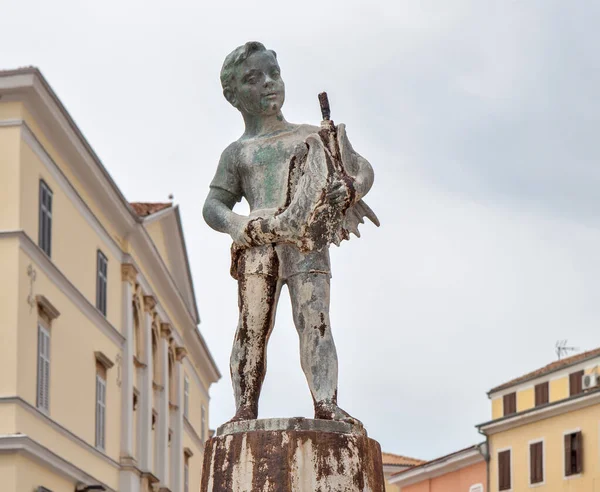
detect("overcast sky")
[3,0,599,460]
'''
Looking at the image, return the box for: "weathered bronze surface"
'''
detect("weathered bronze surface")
[203,41,378,426]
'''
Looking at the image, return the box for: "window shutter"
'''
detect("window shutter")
[565,433,572,475]
[535,382,549,406]
[503,392,516,416]
[96,374,107,450]
[37,325,50,412]
[570,370,584,396]
[575,432,583,474]
[37,327,44,407]
[499,450,511,490]
[530,442,543,484]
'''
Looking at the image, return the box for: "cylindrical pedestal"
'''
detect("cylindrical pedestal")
[201,418,385,492]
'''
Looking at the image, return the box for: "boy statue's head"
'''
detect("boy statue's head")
[220,42,285,117]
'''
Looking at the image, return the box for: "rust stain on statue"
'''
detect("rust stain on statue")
[201,429,385,491]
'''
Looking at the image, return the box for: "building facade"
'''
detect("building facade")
[0,68,220,492]
[478,348,600,492]
[388,444,487,492]
[381,452,425,491]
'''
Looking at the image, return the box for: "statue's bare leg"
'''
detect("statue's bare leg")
[287,272,361,426]
[229,273,281,422]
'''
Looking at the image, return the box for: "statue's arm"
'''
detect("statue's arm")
[203,188,252,247]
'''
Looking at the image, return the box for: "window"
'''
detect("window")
[38,180,53,257]
[184,376,190,419]
[565,431,583,476]
[498,449,511,491]
[152,329,159,383]
[201,404,207,442]
[96,250,108,316]
[535,382,549,407]
[95,365,107,450]
[37,324,51,412]
[569,370,584,396]
[503,392,516,416]
[530,441,544,484]
[184,453,190,492]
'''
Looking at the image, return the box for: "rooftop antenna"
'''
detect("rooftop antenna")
[555,340,578,360]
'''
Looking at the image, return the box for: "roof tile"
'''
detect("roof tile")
[490,347,600,394]
[130,202,172,217]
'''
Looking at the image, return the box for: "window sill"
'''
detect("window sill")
[564,473,582,481]
[529,481,545,488]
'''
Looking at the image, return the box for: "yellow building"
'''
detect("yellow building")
[478,348,600,492]
[0,67,220,492]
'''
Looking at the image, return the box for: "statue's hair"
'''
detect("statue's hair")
[220,41,277,94]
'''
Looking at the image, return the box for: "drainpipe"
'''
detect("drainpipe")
[477,429,490,492]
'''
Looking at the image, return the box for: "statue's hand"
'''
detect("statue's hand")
[230,218,254,248]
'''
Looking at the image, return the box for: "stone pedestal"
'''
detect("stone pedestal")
[200,418,385,492]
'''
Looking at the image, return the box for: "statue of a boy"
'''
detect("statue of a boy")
[203,41,377,425]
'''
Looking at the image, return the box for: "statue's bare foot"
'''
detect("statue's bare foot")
[227,406,257,424]
[314,400,363,427]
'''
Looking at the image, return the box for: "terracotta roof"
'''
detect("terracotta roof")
[489,347,600,394]
[130,202,172,217]
[391,443,485,478]
[381,452,425,467]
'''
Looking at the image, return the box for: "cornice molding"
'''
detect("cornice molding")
[183,417,205,453]
[36,294,60,322]
[479,388,600,435]
[95,351,115,370]
[0,434,116,492]
[0,230,124,346]
[0,396,120,470]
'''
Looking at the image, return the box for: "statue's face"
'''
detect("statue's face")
[232,50,285,116]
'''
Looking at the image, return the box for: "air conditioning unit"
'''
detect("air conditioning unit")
[582,373,599,390]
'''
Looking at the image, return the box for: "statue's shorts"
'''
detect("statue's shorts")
[232,244,331,281]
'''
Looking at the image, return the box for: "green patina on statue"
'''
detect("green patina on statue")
[203,41,378,425]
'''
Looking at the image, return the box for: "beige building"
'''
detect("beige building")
[0,67,220,492]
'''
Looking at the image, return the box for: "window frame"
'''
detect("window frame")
[36,323,51,413]
[38,180,53,257]
[563,428,583,478]
[528,438,545,486]
[497,447,512,491]
[96,250,108,316]
[95,369,107,451]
